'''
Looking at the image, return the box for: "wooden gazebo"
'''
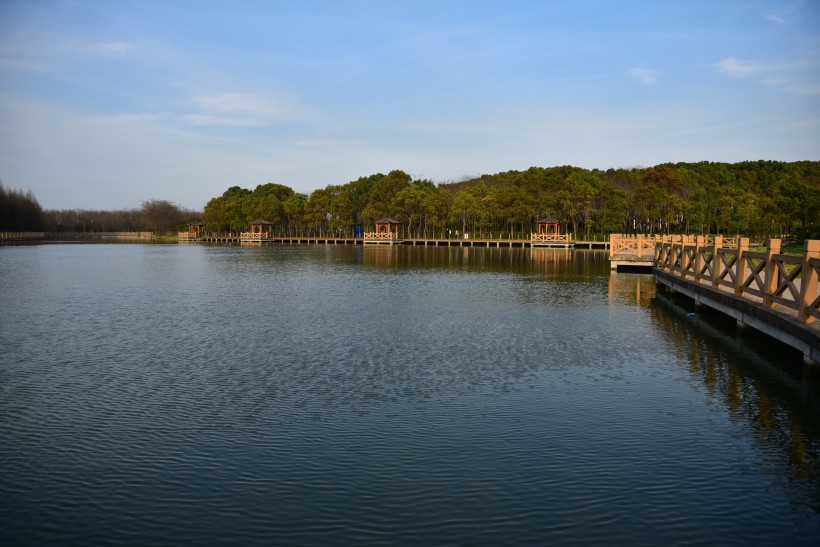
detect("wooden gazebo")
[241,219,274,242]
[531,217,572,247]
[364,218,402,244]
[179,221,205,240]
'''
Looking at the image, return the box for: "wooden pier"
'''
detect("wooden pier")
[653,236,820,365]
[609,234,742,270]
[608,234,662,270]
[197,235,609,248]
[0,232,45,240]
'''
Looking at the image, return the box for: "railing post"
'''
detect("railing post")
[711,236,723,288]
[694,235,705,283]
[734,237,749,297]
[674,235,683,275]
[763,238,781,308]
[799,240,819,324]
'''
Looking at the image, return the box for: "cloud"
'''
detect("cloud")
[101,41,134,55]
[626,67,661,85]
[764,14,786,24]
[184,93,306,127]
[716,57,820,96]
[715,57,765,77]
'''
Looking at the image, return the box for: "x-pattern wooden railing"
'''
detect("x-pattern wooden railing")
[771,254,803,308]
[609,234,661,258]
[531,233,571,242]
[654,236,820,324]
[364,232,399,240]
[803,256,820,322]
[240,232,272,239]
[0,232,45,239]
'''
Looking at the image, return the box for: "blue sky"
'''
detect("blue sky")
[1,0,818,210]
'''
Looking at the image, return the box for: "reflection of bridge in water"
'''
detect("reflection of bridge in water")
[650,289,820,514]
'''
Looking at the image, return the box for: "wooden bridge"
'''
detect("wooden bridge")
[608,233,741,270]
[652,235,820,365]
[0,232,45,240]
[202,234,608,248]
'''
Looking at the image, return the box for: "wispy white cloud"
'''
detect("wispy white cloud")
[0,56,51,72]
[716,56,820,96]
[626,67,660,85]
[62,39,136,58]
[101,41,134,55]
[184,93,307,127]
[764,14,786,24]
[715,57,766,77]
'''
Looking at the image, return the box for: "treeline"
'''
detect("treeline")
[1,182,44,231]
[203,161,820,240]
[44,199,201,234]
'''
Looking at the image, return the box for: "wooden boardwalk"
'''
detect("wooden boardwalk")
[0,232,45,240]
[200,235,609,248]
[653,236,820,366]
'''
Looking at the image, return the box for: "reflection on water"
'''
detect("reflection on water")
[608,271,657,306]
[358,245,605,275]
[650,290,820,514]
[1,244,819,545]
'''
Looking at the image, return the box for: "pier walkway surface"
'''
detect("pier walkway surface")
[652,236,820,366]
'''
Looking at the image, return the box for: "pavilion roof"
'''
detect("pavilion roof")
[249,219,274,225]
[189,221,205,226]
[536,217,561,224]
[375,217,401,224]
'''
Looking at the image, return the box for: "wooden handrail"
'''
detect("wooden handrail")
[654,237,820,324]
[609,234,660,258]
[364,232,399,240]
[530,233,571,242]
[0,232,45,239]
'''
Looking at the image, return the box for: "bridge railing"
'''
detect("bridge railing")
[531,233,572,242]
[240,232,272,240]
[609,234,663,258]
[0,232,45,239]
[655,236,820,324]
[364,232,399,240]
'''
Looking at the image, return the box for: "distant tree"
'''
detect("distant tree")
[283,193,308,236]
[138,199,186,234]
[203,197,229,232]
[362,170,411,225]
[0,182,44,231]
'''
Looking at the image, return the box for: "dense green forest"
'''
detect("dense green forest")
[202,161,820,240]
[5,161,818,239]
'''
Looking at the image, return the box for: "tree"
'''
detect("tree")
[362,170,412,225]
[283,194,308,236]
[203,197,229,232]
[138,199,186,234]
[0,182,44,231]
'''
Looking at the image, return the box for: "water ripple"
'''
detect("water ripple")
[1,244,818,545]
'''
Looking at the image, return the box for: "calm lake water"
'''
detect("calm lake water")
[1,243,819,545]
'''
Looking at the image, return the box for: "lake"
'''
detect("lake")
[1,243,819,545]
